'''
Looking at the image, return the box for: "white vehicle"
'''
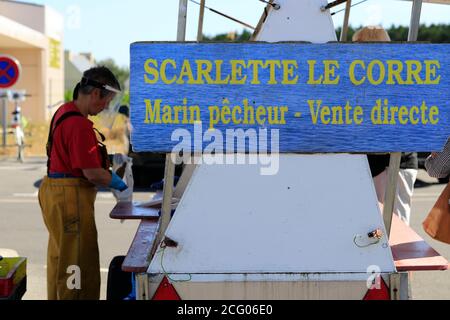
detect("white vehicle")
[111,0,449,300]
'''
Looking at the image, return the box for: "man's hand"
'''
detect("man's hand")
[109,172,128,191]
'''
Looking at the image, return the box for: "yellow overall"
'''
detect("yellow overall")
[38,177,100,300]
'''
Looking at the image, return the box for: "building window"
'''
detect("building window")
[49,39,61,69]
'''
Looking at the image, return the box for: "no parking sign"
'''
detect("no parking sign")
[0,56,21,89]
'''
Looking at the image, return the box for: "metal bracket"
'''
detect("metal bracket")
[389,273,411,300]
[135,273,150,300]
[321,0,348,11]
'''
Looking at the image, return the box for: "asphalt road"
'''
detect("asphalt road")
[0,157,448,300]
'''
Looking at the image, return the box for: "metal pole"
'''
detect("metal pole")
[135,273,149,300]
[161,155,175,234]
[408,0,423,42]
[383,0,422,236]
[321,0,348,11]
[2,98,7,148]
[340,0,352,41]
[134,0,187,298]
[177,0,188,41]
[165,0,186,236]
[152,155,176,258]
[383,153,401,235]
[384,0,423,237]
[197,0,206,41]
[142,0,185,293]
[155,0,186,241]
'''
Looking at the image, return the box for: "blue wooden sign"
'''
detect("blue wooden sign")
[130,43,449,153]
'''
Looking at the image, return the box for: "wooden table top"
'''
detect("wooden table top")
[109,202,160,221]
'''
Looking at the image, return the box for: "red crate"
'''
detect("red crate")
[0,257,27,298]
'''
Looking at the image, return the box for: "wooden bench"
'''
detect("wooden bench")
[110,202,162,273]
[121,219,160,273]
[390,214,449,272]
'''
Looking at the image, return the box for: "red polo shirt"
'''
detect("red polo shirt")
[49,102,102,177]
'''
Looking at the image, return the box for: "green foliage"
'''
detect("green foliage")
[64,90,73,103]
[417,24,450,43]
[337,24,450,42]
[121,91,130,105]
[203,25,450,43]
[203,29,252,42]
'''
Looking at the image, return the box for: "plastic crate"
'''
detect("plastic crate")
[0,277,27,300]
[0,257,27,299]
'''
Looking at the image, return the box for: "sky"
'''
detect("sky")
[30,0,450,68]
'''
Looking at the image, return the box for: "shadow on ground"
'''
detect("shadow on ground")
[415,179,443,189]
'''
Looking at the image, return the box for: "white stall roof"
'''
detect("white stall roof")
[149,154,395,274]
[253,0,337,43]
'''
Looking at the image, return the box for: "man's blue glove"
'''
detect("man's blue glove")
[109,172,128,192]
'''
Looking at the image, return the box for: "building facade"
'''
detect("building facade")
[0,0,64,122]
[64,50,95,94]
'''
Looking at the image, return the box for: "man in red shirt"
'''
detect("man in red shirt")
[39,67,127,300]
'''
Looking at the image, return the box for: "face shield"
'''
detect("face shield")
[81,77,124,129]
[97,90,124,129]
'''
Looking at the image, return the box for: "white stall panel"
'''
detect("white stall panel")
[254,0,337,43]
[149,154,395,274]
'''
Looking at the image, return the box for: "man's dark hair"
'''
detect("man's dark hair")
[73,66,121,100]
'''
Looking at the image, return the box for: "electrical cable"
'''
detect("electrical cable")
[189,0,255,30]
[331,0,370,16]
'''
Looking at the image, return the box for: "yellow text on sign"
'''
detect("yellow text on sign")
[144,59,299,85]
[348,60,441,85]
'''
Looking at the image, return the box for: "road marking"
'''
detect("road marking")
[13,191,39,197]
[43,265,109,273]
[0,199,39,204]
[0,166,44,171]
[10,192,115,200]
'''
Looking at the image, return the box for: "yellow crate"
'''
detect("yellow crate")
[0,257,27,296]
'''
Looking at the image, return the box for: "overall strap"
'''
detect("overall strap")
[46,111,84,175]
